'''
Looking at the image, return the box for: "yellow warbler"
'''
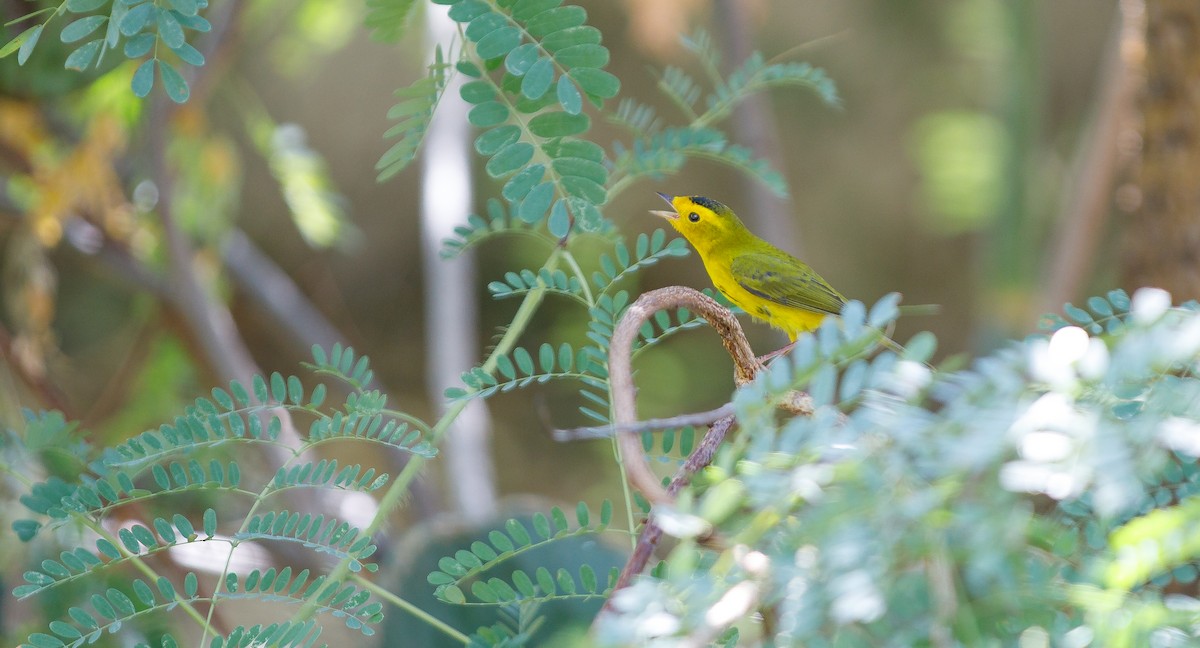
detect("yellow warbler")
[652,192,847,341]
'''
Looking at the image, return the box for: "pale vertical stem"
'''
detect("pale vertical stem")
[421,4,498,524]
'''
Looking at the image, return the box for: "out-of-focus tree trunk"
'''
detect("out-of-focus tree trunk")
[422,3,498,525]
[1039,1,1141,313]
[1122,0,1200,297]
[713,0,801,258]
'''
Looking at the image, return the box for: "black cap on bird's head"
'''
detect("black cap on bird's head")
[651,192,737,221]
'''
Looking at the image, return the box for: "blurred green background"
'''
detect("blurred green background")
[243,0,1118,504]
[0,0,1125,538]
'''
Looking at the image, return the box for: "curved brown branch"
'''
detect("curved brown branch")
[609,286,763,507]
[601,287,823,615]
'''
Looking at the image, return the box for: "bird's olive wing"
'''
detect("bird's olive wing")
[729,252,846,315]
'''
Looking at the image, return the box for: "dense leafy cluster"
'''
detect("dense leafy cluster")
[606,28,839,198]
[3,0,212,102]
[427,501,615,606]
[594,289,1200,646]
[6,349,422,647]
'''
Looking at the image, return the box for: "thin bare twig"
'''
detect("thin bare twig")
[552,402,735,441]
[221,229,348,351]
[608,414,737,600]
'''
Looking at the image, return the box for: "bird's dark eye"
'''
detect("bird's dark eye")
[688,212,700,222]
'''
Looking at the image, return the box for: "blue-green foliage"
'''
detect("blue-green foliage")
[605,28,839,198]
[611,123,792,197]
[13,501,377,646]
[594,289,1200,646]
[446,341,605,401]
[448,223,730,438]
[7,345,426,647]
[377,46,450,181]
[427,501,615,606]
[2,0,212,102]
[365,0,421,43]
[462,601,546,648]
[429,20,836,252]
[379,0,621,239]
[239,510,380,574]
[590,230,690,296]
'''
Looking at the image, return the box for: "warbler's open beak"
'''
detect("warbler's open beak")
[651,192,678,220]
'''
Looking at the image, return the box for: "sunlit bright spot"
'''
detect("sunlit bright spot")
[794,545,819,569]
[791,464,833,501]
[830,570,885,624]
[270,123,348,248]
[1164,594,1200,611]
[705,581,759,628]
[64,219,103,254]
[1063,625,1095,647]
[1149,627,1192,646]
[1159,417,1200,456]
[167,534,272,575]
[1018,431,1074,463]
[421,135,472,241]
[339,490,380,529]
[652,505,710,540]
[1131,287,1172,325]
[1109,540,1170,595]
[639,612,682,637]
[421,4,473,244]
[1030,327,1095,389]
[1168,317,1200,360]
[1048,326,1090,365]
[1077,338,1110,380]
[132,179,158,211]
[735,547,770,575]
[890,360,932,399]
[1018,625,1050,648]
[1028,339,1073,389]
[999,460,1086,500]
[608,587,682,637]
[1010,393,1085,437]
